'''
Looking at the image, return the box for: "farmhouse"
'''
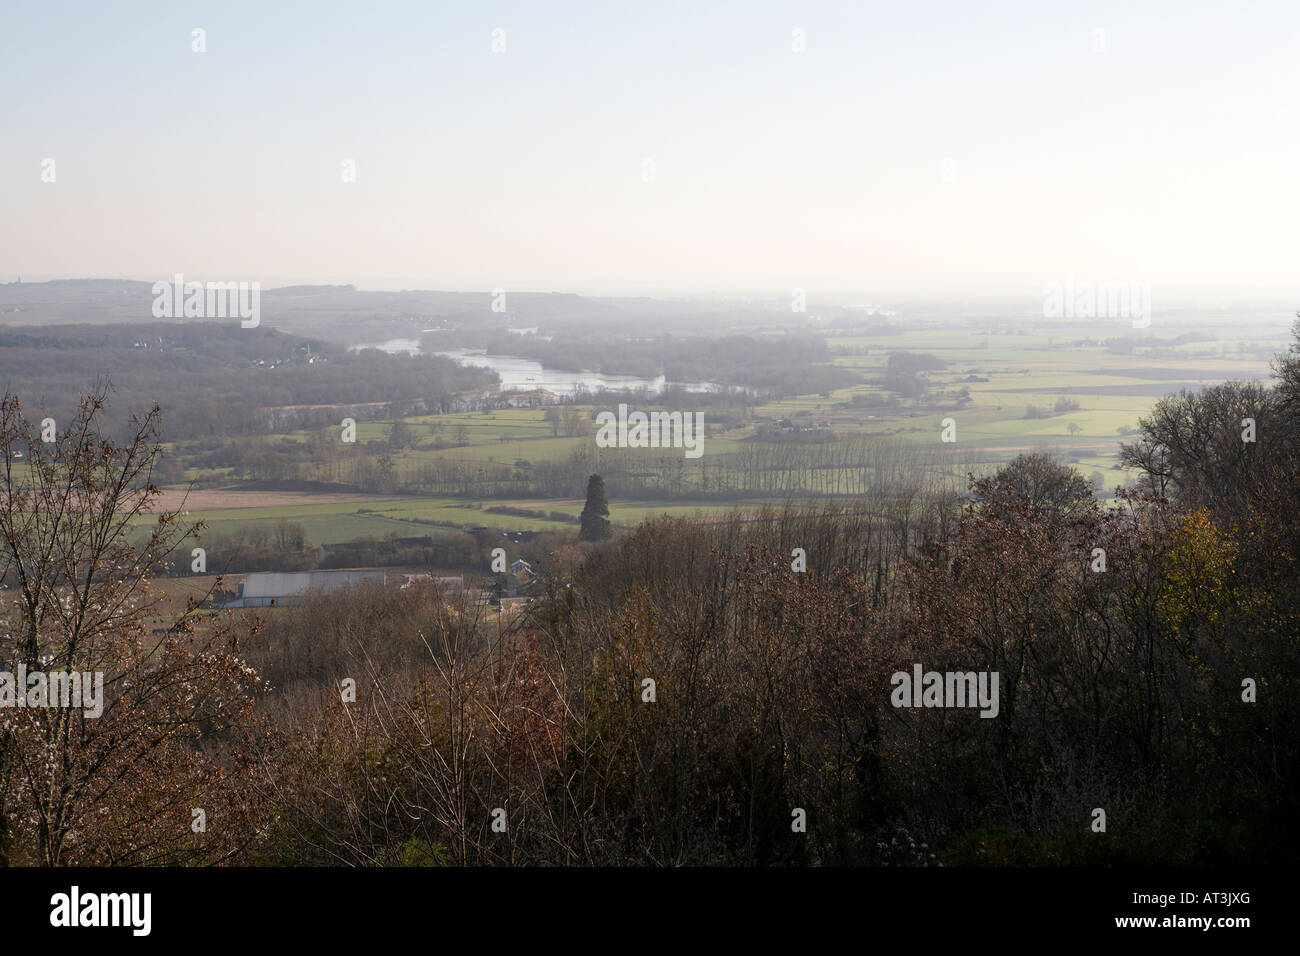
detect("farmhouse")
[222,570,386,608]
[491,388,557,408]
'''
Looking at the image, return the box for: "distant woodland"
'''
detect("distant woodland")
[0,322,497,442]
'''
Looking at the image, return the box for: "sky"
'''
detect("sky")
[2,0,1298,300]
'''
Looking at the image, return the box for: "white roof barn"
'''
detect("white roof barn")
[226,570,386,608]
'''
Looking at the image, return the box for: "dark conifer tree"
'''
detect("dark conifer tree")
[580,473,612,541]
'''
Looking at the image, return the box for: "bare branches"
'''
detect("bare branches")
[0,384,264,866]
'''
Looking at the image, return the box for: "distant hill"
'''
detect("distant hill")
[0,278,777,344]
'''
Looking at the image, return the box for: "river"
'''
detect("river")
[351,338,725,398]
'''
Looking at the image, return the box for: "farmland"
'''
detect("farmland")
[153,313,1285,542]
[144,490,788,544]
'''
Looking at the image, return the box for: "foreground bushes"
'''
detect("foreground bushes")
[245,475,1299,864]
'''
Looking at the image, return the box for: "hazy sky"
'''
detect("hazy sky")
[3,0,1298,299]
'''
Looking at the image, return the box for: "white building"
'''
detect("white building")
[224,570,386,608]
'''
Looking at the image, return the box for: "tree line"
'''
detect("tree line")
[0,322,496,444]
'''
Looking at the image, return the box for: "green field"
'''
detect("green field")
[155,317,1285,548]
[138,494,771,546]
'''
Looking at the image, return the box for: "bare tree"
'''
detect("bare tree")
[0,385,263,865]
